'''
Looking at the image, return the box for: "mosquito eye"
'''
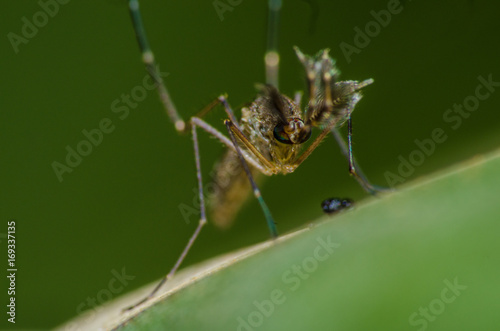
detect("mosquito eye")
[273,124,293,144]
[298,126,312,143]
[273,119,311,144]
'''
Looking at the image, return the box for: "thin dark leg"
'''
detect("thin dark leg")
[225,120,278,238]
[124,123,208,311]
[218,95,239,128]
[266,0,281,88]
[190,117,268,173]
[128,0,185,132]
[337,117,391,194]
[183,95,236,132]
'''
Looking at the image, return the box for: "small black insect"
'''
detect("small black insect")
[321,198,353,214]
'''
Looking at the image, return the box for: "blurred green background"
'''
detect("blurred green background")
[0,0,499,329]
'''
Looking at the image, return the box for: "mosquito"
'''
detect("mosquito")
[125,0,385,311]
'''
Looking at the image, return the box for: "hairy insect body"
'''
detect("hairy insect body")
[208,49,374,228]
[243,90,304,172]
[210,90,303,228]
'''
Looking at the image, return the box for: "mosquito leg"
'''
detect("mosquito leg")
[124,122,208,311]
[128,0,185,132]
[342,117,392,194]
[346,117,372,193]
[266,0,281,88]
[225,120,278,238]
[125,115,276,310]
[332,124,375,194]
[185,94,238,132]
[217,95,239,128]
[190,117,269,174]
[331,127,370,185]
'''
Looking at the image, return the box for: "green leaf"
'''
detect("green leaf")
[58,150,500,331]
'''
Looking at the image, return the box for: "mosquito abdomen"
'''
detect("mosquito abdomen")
[209,149,263,229]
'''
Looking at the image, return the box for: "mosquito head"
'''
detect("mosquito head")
[255,84,312,145]
[273,118,311,145]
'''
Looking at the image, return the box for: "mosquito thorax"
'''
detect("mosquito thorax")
[273,118,311,145]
